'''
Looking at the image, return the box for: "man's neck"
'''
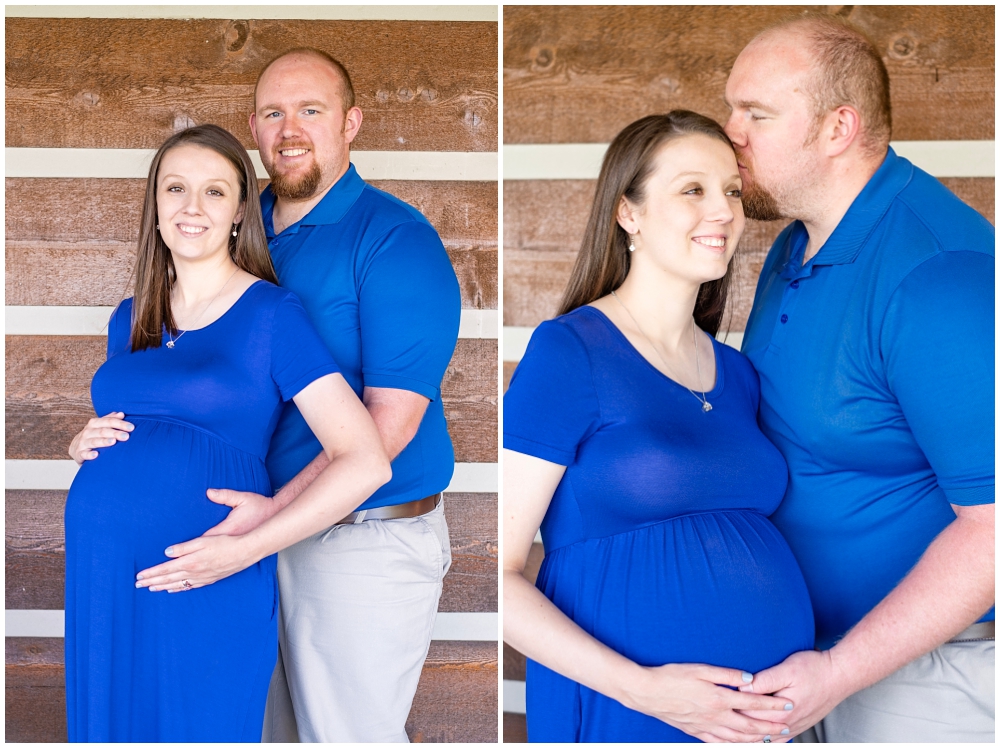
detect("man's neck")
[271,161,349,235]
[800,152,885,264]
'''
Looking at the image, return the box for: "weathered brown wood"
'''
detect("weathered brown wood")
[503,178,995,330]
[5,637,497,743]
[4,337,497,463]
[503,361,517,391]
[503,5,994,144]
[6,178,498,309]
[406,640,499,743]
[5,638,67,743]
[439,492,497,613]
[504,712,527,743]
[6,490,496,612]
[7,18,497,151]
[503,642,526,681]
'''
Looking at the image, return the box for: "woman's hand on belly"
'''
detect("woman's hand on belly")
[619,663,795,743]
[134,534,260,593]
[68,412,134,464]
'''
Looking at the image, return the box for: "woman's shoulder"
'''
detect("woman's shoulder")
[713,336,761,389]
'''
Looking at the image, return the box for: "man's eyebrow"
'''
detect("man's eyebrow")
[257,100,328,112]
[730,98,779,114]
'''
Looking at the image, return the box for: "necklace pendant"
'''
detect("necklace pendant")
[166,340,175,349]
[702,401,712,412]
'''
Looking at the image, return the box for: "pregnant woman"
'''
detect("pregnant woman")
[64,124,390,742]
[503,111,815,743]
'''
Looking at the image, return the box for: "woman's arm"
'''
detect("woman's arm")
[504,449,795,743]
[135,373,391,589]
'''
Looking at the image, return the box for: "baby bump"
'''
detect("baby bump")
[66,418,271,570]
[538,510,815,673]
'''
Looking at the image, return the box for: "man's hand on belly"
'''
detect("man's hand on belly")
[738,649,851,739]
[201,489,278,537]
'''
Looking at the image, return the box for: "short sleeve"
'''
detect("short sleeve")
[882,250,995,505]
[271,292,342,401]
[503,319,602,466]
[358,221,461,400]
[106,299,133,358]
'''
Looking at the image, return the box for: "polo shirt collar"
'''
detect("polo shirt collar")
[261,163,366,238]
[778,147,914,276]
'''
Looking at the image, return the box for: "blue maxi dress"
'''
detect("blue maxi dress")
[64,281,340,742]
[503,307,815,742]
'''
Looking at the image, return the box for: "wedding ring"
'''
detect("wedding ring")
[181,579,193,589]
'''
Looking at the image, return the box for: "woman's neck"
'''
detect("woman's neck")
[612,267,700,353]
[170,253,240,308]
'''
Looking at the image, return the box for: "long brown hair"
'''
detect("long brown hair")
[130,124,278,351]
[558,111,739,336]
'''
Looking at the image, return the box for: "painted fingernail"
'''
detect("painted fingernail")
[741,671,753,683]
[781,729,790,735]
[784,703,794,711]
[149,586,159,592]
[135,574,143,580]
[134,581,142,588]
[165,547,175,556]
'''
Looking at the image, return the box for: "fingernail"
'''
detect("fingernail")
[781,729,790,735]
[741,671,753,683]
[764,737,771,743]
[784,703,794,711]
[125,424,134,431]
[134,581,142,588]
[136,574,143,581]
[164,547,175,556]
[149,586,159,592]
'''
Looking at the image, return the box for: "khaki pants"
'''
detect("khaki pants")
[797,638,994,743]
[262,499,451,743]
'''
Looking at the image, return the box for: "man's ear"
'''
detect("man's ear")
[249,112,259,147]
[343,106,363,145]
[825,105,862,158]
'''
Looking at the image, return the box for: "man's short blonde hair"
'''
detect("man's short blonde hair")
[254,47,355,113]
[765,14,892,156]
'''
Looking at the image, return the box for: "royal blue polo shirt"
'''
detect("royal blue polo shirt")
[743,147,995,650]
[261,164,461,510]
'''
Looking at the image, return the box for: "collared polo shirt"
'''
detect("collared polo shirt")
[262,164,461,509]
[743,148,995,649]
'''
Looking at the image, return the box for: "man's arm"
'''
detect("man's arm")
[742,502,994,735]
[202,386,429,535]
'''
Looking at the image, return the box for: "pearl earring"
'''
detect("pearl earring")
[628,235,636,252]
[232,225,238,237]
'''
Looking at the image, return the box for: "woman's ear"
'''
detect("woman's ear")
[234,201,246,226]
[616,196,638,235]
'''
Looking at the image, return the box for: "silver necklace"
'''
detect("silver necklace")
[610,290,712,412]
[166,267,239,348]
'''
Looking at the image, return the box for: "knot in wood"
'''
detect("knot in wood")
[889,34,917,60]
[421,88,438,103]
[173,113,197,132]
[225,20,250,53]
[397,87,414,102]
[376,90,390,104]
[464,109,482,127]
[531,46,555,71]
[82,92,100,106]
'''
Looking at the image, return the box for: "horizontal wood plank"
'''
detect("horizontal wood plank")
[503,178,994,329]
[503,642,526,682]
[6,490,495,612]
[6,637,497,743]
[6,178,497,310]
[504,711,527,743]
[407,640,499,742]
[8,18,497,151]
[5,337,497,463]
[503,5,994,144]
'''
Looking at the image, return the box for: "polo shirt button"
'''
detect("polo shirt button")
[780,314,789,324]
[790,280,800,289]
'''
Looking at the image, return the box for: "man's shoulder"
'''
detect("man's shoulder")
[353,181,435,235]
[888,168,995,259]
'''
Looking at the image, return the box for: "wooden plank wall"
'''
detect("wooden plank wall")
[501,5,995,741]
[5,10,499,744]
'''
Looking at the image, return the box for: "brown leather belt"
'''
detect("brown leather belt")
[335,494,440,525]
[948,621,994,643]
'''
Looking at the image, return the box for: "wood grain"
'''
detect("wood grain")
[7,18,497,151]
[6,178,497,309]
[5,489,496,612]
[503,361,517,390]
[503,642,526,682]
[439,492,497,613]
[4,337,497,463]
[503,5,994,143]
[406,640,499,743]
[6,638,498,743]
[503,178,994,329]
[504,712,527,743]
